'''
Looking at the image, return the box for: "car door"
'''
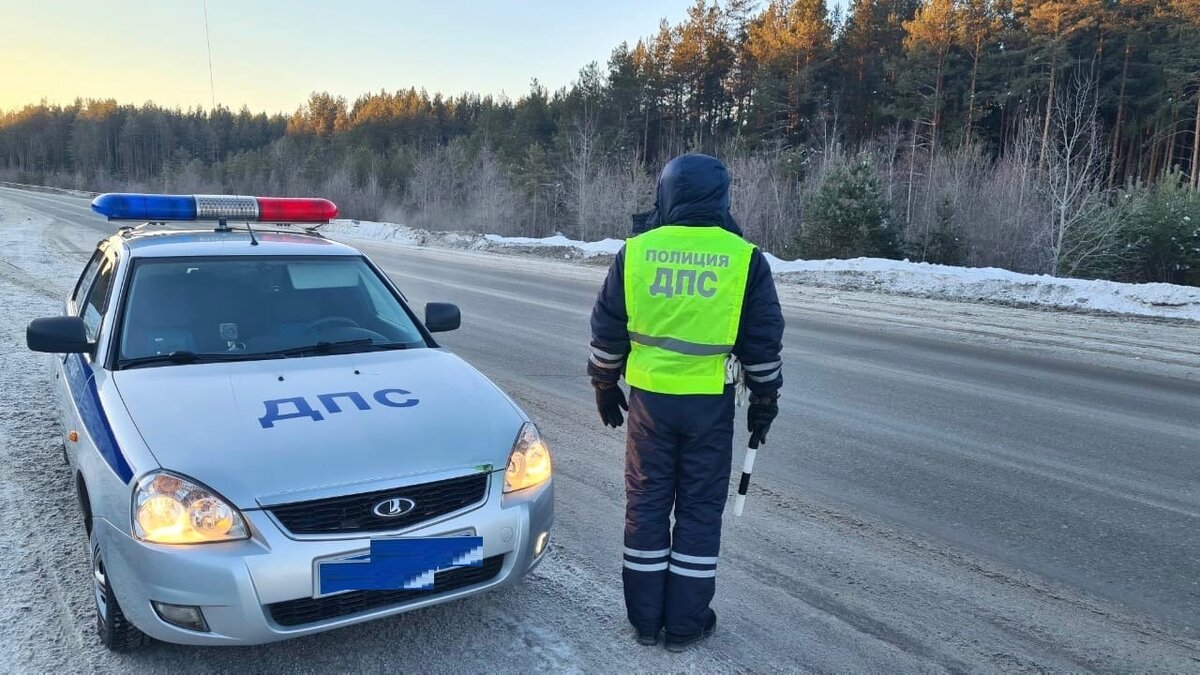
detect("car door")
[59,247,116,467]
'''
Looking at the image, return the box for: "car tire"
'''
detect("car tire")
[90,533,148,652]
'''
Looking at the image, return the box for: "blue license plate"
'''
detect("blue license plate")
[316,536,484,597]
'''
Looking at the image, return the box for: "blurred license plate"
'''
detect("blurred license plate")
[315,530,481,598]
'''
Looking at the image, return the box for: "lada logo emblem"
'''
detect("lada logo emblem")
[373,497,416,518]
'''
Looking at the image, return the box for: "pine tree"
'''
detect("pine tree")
[836,0,921,140]
[1012,0,1101,170]
[903,0,959,152]
[745,0,835,142]
[957,0,1002,148]
[724,0,760,131]
[1157,0,1200,188]
[1079,171,1200,282]
[1133,170,1200,282]
[924,196,963,264]
[798,154,900,259]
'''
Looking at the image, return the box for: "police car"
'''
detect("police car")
[25,194,554,650]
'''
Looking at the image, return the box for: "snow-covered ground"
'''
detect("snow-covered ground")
[325,219,1200,322]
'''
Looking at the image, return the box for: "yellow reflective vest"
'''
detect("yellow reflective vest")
[624,225,755,395]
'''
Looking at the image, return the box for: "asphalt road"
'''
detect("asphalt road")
[1,184,1198,673]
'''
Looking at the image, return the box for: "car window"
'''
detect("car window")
[360,267,414,327]
[117,256,428,365]
[72,249,104,309]
[81,256,116,342]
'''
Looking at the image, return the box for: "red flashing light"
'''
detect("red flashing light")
[256,197,338,223]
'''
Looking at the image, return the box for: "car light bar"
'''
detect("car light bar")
[91,193,338,223]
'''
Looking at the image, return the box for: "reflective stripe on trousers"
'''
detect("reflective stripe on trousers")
[623,547,670,572]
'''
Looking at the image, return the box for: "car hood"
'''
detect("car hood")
[110,349,524,509]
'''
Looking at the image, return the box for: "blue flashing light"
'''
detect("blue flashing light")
[91,193,198,221]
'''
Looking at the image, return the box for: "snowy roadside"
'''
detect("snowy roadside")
[0,181,98,200]
[325,219,1200,323]
[0,200,100,670]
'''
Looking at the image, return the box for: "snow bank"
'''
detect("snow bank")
[324,219,481,248]
[326,218,1200,322]
[328,219,423,245]
[324,219,621,259]
[765,254,1200,321]
[482,233,624,257]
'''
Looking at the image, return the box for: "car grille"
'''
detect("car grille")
[267,555,505,627]
[267,473,489,535]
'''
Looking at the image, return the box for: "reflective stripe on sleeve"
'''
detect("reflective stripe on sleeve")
[668,564,716,578]
[591,346,627,361]
[744,360,782,373]
[589,354,624,369]
[747,369,781,383]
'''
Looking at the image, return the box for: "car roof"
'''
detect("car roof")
[112,227,362,259]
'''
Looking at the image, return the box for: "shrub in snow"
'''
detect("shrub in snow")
[907,197,964,267]
[1076,170,1200,286]
[796,154,900,261]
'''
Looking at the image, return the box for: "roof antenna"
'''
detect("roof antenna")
[245,220,259,246]
[203,0,216,111]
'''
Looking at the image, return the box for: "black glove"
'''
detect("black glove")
[595,384,628,428]
[747,393,779,448]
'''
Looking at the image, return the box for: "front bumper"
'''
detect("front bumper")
[97,475,553,645]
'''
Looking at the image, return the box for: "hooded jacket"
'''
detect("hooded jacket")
[588,154,784,396]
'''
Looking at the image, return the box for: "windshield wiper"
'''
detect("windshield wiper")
[263,340,413,358]
[118,351,258,370]
[261,338,381,358]
[357,342,411,352]
[119,340,412,368]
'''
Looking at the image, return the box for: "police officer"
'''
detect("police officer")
[588,153,784,651]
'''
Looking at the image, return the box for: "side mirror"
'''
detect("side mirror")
[27,316,92,354]
[424,302,461,333]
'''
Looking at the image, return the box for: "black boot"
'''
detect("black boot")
[664,610,716,653]
[635,627,662,646]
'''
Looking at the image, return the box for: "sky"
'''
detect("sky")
[1,0,712,114]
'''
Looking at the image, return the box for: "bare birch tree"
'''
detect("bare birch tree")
[1040,72,1116,276]
[565,103,600,240]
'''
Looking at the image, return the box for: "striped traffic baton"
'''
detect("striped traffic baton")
[732,438,760,517]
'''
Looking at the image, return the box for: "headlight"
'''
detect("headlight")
[504,423,552,493]
[132,472,248,544]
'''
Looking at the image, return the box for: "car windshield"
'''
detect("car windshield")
[117,256,427,367]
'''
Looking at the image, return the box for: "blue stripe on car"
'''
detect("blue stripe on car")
[64,353,133,483]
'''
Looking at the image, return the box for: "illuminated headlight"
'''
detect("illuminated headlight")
[132,472,248,544]
[504,423,552,493]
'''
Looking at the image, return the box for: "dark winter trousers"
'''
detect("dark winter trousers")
[622,386,734,638]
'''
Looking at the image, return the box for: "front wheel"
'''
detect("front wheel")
[90,533,148,652]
